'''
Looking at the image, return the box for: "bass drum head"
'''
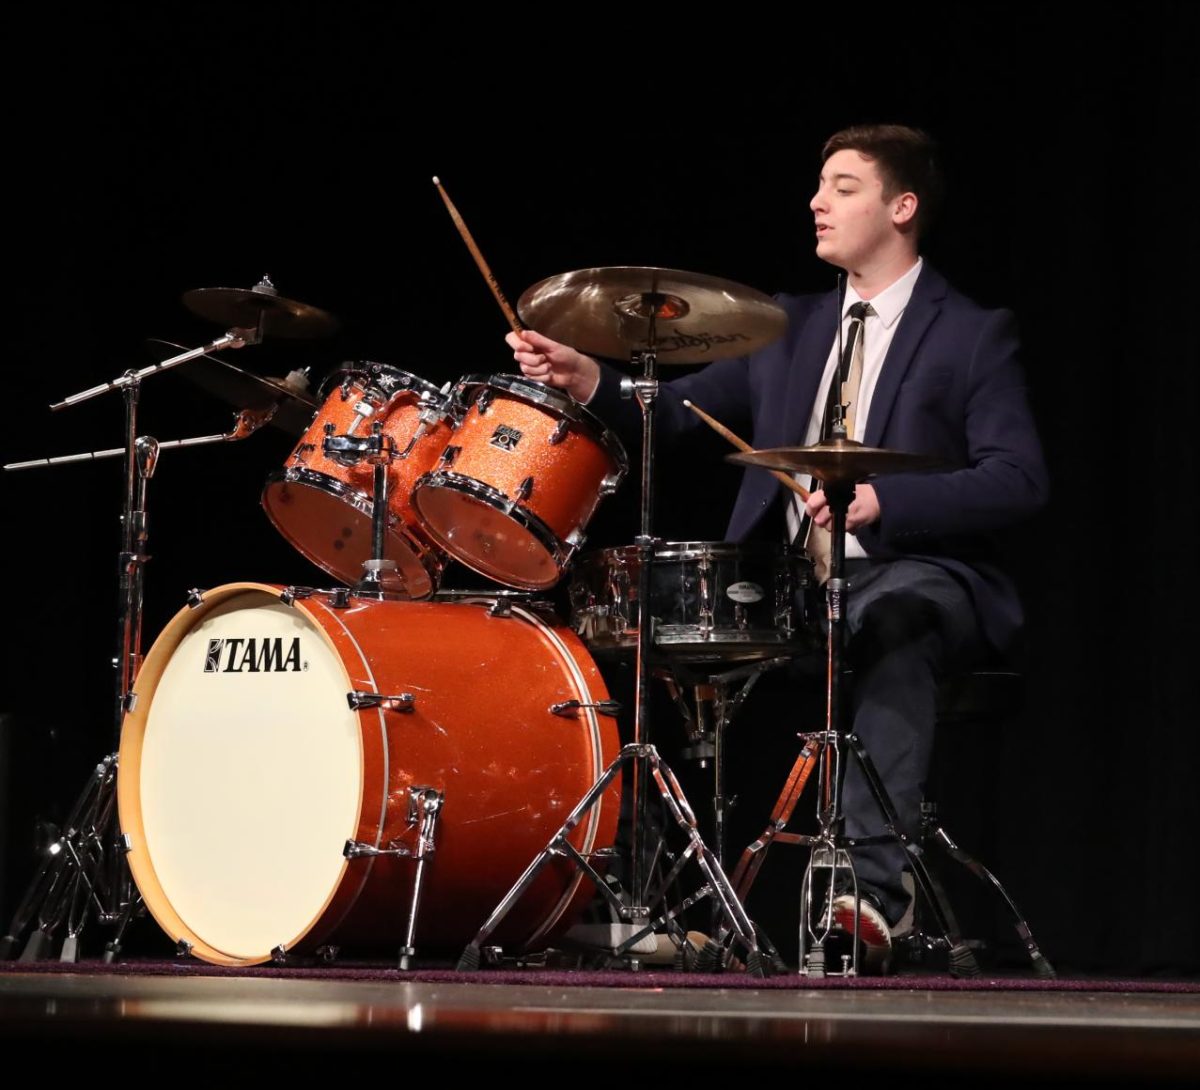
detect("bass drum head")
[118,586,363,964]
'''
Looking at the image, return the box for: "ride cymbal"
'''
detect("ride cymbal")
[517,266,787,365]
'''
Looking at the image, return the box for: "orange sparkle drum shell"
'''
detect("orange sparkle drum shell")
[412,375,628,591]
[262,364,454,596]
[117,583,620,967]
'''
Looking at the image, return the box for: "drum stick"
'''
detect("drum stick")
[433,176,524,334]
[682,399,810,501]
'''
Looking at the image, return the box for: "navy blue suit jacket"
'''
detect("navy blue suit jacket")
[590,263,1049,652]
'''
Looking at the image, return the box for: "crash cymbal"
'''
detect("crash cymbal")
[181,275,340,339]
[147,339,319,436]
[728,438,945,484]
[517,266,787,365]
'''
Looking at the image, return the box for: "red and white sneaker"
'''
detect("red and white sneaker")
[830,893,893,974]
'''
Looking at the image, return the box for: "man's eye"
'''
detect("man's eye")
[836,188,853,195]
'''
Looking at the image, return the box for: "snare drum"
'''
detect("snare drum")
[569,542,814,664]
[117,583,620,965]
[262,363,454,596]
[412,375,627,591]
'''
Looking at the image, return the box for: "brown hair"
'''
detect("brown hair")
[822,124,943,236]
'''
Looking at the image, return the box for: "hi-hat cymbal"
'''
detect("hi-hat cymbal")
[147,339,319,435]
[182,275,340,339]
[728,438,945,484]
[517,266,787,365]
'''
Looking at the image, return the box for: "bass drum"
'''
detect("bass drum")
[117,583,620,966]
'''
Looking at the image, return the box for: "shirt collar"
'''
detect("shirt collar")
[842,256,923,330]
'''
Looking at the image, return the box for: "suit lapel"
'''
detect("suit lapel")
[862,264,947,448]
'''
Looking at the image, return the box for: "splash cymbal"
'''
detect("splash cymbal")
[182,275,339,339]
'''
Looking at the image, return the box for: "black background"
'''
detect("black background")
[1,6,1196,974]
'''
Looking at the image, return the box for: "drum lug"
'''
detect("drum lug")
[437,445,460,467]
[548,418,570,445]
[121,691,138,713]
[281,585,349,608]
[271,944,289,965]
[515,476,534,502]
[175,940,193,959]
[549,699,621,718]
[347,690,415,712]
[186,588,205,609]
[119,833,133,853]
[599,473,622,496]
[475,389,494,414]
[487,598,514,618]
[565,528,586,552]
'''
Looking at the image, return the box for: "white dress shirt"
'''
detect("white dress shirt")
[786,257,924,556]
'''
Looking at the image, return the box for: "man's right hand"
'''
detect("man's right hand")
[506,329,601,404]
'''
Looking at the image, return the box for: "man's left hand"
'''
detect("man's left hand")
[806,484,881,532]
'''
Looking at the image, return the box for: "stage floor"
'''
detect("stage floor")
[2,966,1197,1082]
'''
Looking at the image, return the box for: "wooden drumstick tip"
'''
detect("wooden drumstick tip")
[432,176,441,185]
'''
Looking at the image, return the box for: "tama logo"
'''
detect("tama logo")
[204,637,304,673]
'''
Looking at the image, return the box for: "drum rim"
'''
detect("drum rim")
[452,372,629,474]
[318,361,448,406]
[578,540,808,564]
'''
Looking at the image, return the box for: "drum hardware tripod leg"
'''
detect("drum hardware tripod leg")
[902,801,1055,977]
[343,786,444,970]
[456,742,764,974]
[0,754,140,963]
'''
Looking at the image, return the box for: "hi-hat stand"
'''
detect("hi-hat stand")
[457,310,765,975]
[726,438,1054,978]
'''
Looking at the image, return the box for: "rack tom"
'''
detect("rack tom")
[262,363,453,596]
[412,375,627,590]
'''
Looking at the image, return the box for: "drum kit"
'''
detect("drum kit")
[1,241,1049,976]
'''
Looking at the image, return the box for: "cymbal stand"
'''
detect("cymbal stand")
[1,331,268,963]
[458,312,764,975]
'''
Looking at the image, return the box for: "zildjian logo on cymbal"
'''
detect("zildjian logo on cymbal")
[655,330,753,355]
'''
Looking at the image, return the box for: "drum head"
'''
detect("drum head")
[120,587,367,963]
[414,483,559,590]
[262,473,435,596]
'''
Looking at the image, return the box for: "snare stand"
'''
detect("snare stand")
[458,327,765,975]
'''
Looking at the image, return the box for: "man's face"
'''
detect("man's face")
[810,149,900,270]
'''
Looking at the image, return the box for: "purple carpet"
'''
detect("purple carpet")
[3,957,1196,992]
